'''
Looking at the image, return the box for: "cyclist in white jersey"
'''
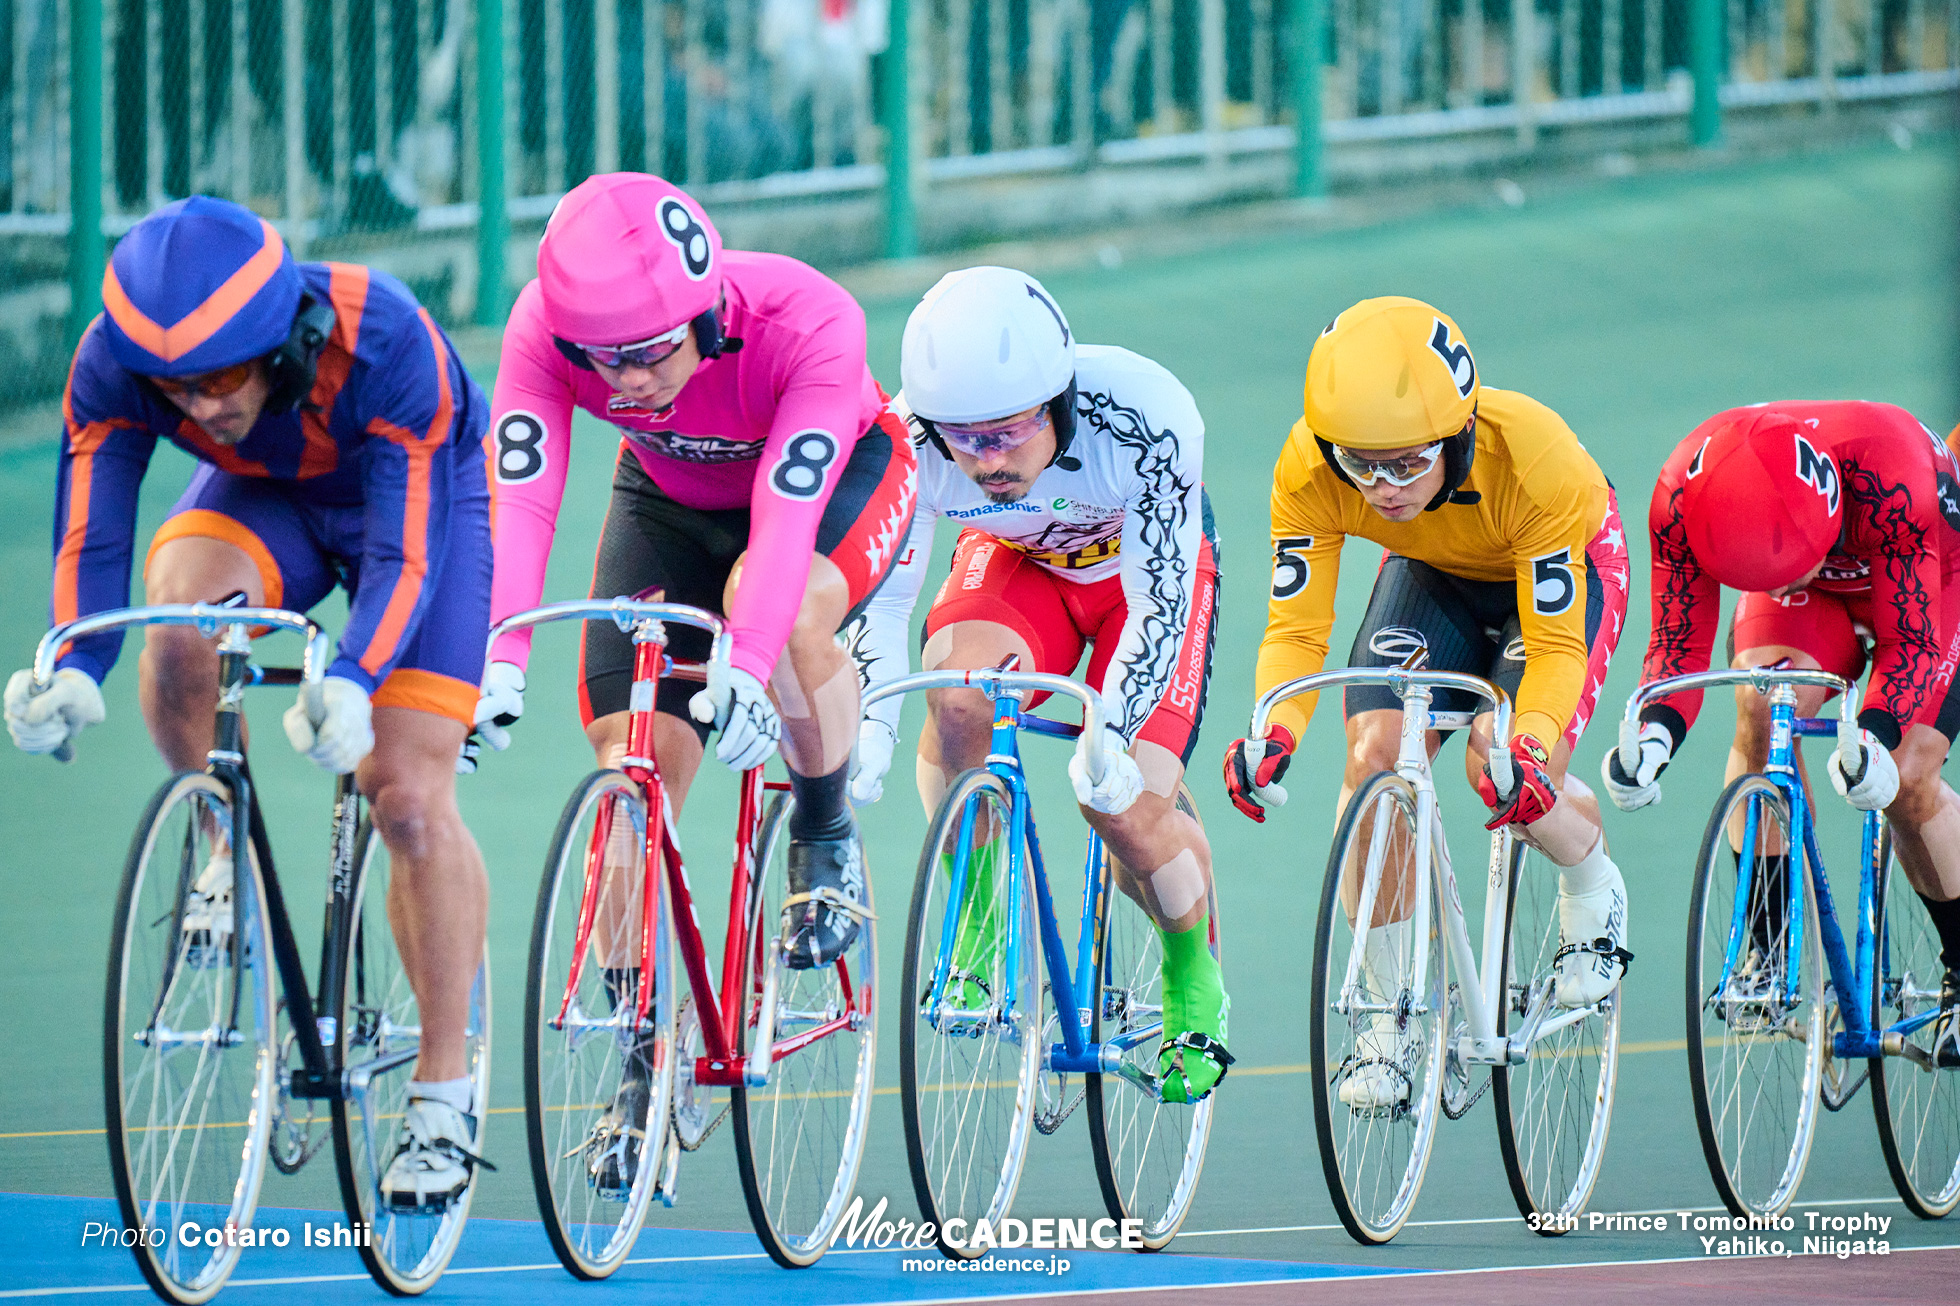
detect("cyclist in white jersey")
[848,266,1231,1102]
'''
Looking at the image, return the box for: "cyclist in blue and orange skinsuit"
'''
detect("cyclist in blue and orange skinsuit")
[2,197,496,1210]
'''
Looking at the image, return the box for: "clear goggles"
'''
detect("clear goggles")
[577,321,692,370]
[935,407,1051,458]
[1329,440,1445,487]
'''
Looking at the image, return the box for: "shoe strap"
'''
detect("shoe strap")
[1554,936,1635,974]
[780,887,878,922]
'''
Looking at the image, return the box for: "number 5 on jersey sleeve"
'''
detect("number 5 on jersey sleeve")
[1272,535,1314,600]
[1530,547,1576,615]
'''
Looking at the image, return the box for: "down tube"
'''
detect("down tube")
[1024,816,1083,1057]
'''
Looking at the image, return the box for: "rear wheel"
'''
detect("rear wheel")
[900,768,1042,1259]
[524,770,674,1279]
[1086,784,1217,1250]
[1871,833,1960,1217]
[105,773,275,1305]
[1685,774,1823,1219]
[1310,771,1446,1245]
[332,814,493,1295]
[1493,833,1620,1228]
[732,793,879,1267]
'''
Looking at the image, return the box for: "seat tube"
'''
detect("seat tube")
[1857,809,1883,1020]
[1074,830,1103,1050]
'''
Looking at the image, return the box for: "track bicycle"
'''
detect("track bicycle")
[1252,656,1620,1245]
[871,661,1219,1258]
[31,600,491,1302]
[496,598,876,1277]
[1619,667,1960,1220]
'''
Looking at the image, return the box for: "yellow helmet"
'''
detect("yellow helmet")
[1303,296,1479,451]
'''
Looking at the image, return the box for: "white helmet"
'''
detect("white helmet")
[901,266,1079,460]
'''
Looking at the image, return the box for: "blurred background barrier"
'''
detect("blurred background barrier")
[2,0,1955,404]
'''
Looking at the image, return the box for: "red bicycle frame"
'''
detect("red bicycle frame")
[552,621,860,1090]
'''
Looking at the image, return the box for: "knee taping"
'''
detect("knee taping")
[774,660,859,776]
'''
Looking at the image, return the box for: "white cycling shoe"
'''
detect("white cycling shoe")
[1555,862,1632,1007]
[1338,1014,1411,1111]
[380,1099,491,1213]
[181,853,234,968]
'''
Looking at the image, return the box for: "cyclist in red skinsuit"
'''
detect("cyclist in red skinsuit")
[1607,402,1960,1059]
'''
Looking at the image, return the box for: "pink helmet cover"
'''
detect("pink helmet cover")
[538,173,723,346]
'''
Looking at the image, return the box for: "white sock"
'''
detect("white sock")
[1361,920,1413,995]
[1558,839,1616,897]
[407,1077,474,1115]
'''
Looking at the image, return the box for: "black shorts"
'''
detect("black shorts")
[580,420,915,725]
[1342,554,1611,740]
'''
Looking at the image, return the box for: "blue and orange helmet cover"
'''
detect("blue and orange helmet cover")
[100,196,302,378]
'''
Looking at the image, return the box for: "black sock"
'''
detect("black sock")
[602,966,659,1075]
[788,762,853,842]
[1916,891,1960,974]
[1740,851,1790,954]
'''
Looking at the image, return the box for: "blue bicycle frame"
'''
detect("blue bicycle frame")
[913,677,1151,1083]
[1627,669,1939,1062]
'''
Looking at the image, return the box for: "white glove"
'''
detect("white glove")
[689,667,782,773]
[4,667,106,758]
[282,677,375,775]
[474,661,526,751]
[1602,720,1673,812]
[1068,724,1146,816]
[850,719,897,806]
[1827,729,1900,811]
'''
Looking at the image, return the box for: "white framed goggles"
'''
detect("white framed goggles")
[935,407,1051,458]
[577,321,692,370]
[1330,440,1444,487]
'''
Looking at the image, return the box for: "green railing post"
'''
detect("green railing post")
[475,0,510,325]
[1292,0,1323,197]
[68,0,105,346]
[883,0,917,259]
[1690,0,1723,146]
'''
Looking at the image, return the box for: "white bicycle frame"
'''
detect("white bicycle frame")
[1253,665,1601,1070]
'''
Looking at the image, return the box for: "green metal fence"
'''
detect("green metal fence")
[2,0,1953,375]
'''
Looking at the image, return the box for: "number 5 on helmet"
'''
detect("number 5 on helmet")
[1222,726,1296,822]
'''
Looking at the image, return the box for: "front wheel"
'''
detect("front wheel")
[732,792,879,1267]
[332,813,492,1295]
[1086,784,1217,1250]
[1685,774,1823,1219]
[105,773,276,1305]
[901,768,1042,1259]
[1310,771,1446,1245]
[1871,832,1960,1217]
[1492,833,1620,1228]
[524,770,674,1279]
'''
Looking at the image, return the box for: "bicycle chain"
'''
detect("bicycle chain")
[1034,1074,1084,1134]
[672,1097,731,1151]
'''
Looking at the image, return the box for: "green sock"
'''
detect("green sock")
[1158,916,1229,1103]
[942,842,1002,1001]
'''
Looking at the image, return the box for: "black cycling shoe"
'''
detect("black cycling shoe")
[784,833,865,970]
[585,1077,652,1195]
[1935,968,1960,1070]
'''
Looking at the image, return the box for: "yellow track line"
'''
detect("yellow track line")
[0,1040,1698,1141]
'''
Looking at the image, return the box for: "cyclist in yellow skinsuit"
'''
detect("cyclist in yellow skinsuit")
[1222,296,1633,1108]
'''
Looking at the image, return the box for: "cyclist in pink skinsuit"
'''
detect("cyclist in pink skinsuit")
[477,174,916,994]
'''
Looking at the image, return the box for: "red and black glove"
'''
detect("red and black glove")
[1476,732,1558,830]
[1223,726,1296,823]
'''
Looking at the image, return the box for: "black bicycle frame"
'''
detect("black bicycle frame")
[205,645,365,1102]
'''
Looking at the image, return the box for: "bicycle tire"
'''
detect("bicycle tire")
[731,792,878,1267]
[104,772,276,1305]
[524,769,675,1278]
[331,814,492,1295]
[900,767,1042,1260]
[1685,774,1823,1219]
[1870,830,1960,1217]
[1086,784,1217,1250]
[1310,770,1447,1245]
[1492,833,1620,1229]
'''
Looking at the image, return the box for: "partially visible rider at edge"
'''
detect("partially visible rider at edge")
[1,197,497,1211]
[1613,402,1960,1065]
[847,266,1231,1104]
[1224,297,1633,1109]
[476,172,917,1168]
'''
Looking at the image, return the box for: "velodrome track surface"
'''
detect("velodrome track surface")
[1,138,1956,1301]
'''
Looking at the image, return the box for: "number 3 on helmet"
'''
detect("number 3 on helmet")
[1678,408,1844,593]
